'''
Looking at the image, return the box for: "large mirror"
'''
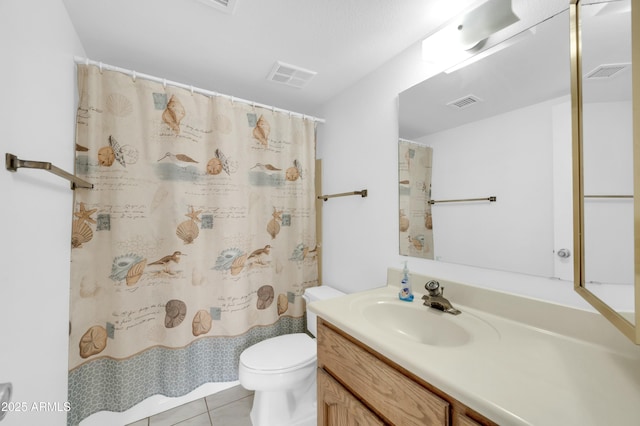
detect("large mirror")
[572,0,639,343]
[399,9,574,281]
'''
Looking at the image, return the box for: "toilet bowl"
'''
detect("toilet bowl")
[238,285,345,426]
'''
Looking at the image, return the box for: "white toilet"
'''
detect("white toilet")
[238,285,345,426]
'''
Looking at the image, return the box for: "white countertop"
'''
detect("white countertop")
[308,276,640,426]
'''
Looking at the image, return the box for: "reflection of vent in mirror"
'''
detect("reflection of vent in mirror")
[585,63,630,79]
[446,94,483,109]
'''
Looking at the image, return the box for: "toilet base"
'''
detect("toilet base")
[250,398,316,426]
[249,377,316,426]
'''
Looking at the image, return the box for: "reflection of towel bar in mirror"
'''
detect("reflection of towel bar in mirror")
[5,153,93,190]
[317,189,368,202]
[584,195,632,199]
[428,196,496,205]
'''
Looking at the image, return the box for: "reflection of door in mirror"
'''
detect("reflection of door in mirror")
[580,0,634,317]
[399,140,434,259]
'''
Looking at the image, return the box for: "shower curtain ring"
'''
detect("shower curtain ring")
[163,79,167,89]
[132,71,137,82]
[99,62,103,73]
[190,85,194,95]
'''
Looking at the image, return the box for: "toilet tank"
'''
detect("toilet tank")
[303,286,345,337]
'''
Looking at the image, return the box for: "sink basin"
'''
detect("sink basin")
[353,296,499,347]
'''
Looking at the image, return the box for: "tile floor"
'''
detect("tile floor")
[126,385,254,426]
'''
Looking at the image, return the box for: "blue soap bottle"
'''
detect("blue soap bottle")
[399,261,414,301]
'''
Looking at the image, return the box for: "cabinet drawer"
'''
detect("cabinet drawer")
[318,320,450,426]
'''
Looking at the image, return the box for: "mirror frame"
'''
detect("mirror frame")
[571,0,640,344]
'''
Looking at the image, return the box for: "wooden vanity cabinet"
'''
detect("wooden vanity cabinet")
[318,369,385,425]
[317,318,497,426]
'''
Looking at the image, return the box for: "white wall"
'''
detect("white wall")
[417,97,560,278]
[316,43,430,295]
[583,101,634,285]
[0,0,84,425]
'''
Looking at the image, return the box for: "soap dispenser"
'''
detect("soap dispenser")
[399,261,414,301]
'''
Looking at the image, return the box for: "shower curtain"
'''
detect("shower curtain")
[398,140,434,259]
[68,64,318,425]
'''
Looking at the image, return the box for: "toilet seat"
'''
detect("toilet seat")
[240,333,316,373]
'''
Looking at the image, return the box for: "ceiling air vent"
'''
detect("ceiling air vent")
[195,0,238,14]
[267,61,317,89]
[447,94,483,109]
[585,63,630,79]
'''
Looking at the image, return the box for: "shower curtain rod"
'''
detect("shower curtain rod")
[73,56,326,124]
[399,138,431,146]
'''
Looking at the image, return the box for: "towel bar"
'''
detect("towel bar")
[317,189,368,202]
[429,196,496,205]
[5,153,93,190]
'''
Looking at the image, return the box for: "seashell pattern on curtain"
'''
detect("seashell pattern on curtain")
[68,64,318,425]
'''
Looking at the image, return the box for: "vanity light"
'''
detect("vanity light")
[581,1,631,18]
[444,27,535,74]
[194,0,238,14]
[422,0,520,72]
[422,23,475,71]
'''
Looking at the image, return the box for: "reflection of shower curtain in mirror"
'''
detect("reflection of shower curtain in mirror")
[399,140,434,259]
[68,64,318,425]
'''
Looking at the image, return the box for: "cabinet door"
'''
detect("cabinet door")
[456,413,483,426]
[318,369,385,426]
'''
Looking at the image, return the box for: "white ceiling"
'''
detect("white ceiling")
[61,0,480,115]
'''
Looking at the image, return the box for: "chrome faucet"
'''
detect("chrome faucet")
[422,280,461,315]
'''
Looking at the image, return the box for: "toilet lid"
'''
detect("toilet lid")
[240,333,316,372]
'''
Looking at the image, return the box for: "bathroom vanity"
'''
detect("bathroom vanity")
[317,318,494,425]
[309,269,640,425]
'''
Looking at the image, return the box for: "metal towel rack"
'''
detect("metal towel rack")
[317,189,368,202]
[5,153,93,190]
[428,196,496,205]
[584,195,632,199]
